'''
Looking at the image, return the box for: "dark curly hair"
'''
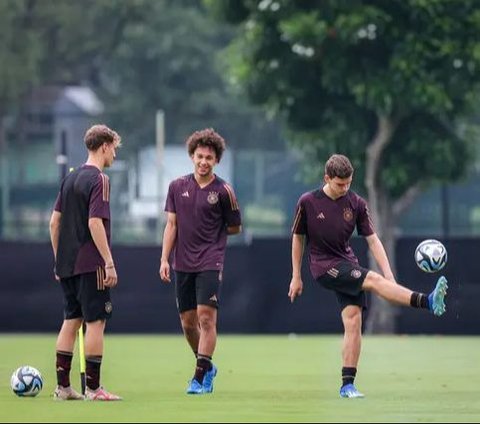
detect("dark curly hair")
[84,124,121,151]
[186,128,226,162]
[325,154,354,179]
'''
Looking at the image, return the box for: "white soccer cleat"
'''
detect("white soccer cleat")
[53,385,84,401]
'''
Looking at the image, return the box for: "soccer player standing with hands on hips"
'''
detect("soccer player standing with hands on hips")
[289,154,448,399]
[49,124,122,401]
[159,128,242,395]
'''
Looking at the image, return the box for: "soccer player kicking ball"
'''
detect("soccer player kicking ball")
[159,128,242,394]
[288,154,448,399]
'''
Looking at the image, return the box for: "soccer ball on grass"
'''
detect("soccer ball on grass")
[10,366,43,397]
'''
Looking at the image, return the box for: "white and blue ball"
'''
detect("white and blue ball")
[10,366,43,397]
[414,239,447,273]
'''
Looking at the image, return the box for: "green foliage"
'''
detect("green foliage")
[1,0,278,151]
[210,0,480,199]
[0,0,42,109]
[99,0,241,147]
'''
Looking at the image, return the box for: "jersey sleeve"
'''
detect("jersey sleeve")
[53,191,62,212]
[220,183,242,227]
[164,180,176,213]
[89,173,110,220]
[291,197,307,235]
[356,197,375,237]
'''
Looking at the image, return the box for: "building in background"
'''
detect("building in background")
[4,86,103,239]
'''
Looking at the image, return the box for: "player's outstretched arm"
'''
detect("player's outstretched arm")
[365,233,395,282]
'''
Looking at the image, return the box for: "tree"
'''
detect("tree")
[207,0,480,332]
[0,0,44,236]
[1,0,282,152]
[98,0,282,149]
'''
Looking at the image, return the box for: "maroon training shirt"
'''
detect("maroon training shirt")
[165,173,242,272]
[292,188,374,279]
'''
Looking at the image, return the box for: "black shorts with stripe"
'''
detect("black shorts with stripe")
[316,261,370,310]
[174,270,221,313]
[60,269,113,322]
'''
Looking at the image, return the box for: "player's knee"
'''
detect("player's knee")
[198,314,215,331]
[362,271,383,292]
[85,319,106,334]
[181,321,198,335]
[62,318,83,334]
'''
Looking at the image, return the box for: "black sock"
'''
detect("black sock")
[56,351,73,387]
[342,367,357,387]
[410,292,429,309]
[86,355,102,391]
[194,354,212,384]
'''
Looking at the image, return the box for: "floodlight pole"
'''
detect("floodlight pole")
[156,110,165,245]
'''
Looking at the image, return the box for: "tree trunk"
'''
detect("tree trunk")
[365,199,400,333]
[364,114,399,333]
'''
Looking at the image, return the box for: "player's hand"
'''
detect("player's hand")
[53,266,60,282]
[288,277,303,303]
[103,266,118,288]
[159,260,171,283]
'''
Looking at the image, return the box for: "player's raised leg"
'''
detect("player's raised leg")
[362,271,448,315]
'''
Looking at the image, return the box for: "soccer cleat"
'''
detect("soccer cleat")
[186,379,205,395]
[85,386,122,401]
[53,385,84,401]
[340,384,365,398]
[428,276,448,316]
[202,364,218,394]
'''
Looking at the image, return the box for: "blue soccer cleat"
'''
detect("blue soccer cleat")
[428,276,448,316]
[340,384,365,398]
[186,379,205,395]
[202,364,218,394]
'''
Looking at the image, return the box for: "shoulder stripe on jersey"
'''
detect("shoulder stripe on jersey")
[223,184,239,211]
[101,174,110,202]
[365,206,375,233]
[292,206,303,232]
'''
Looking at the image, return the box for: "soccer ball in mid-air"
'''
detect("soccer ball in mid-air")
[10,366,43,397]
[414,239,447,273]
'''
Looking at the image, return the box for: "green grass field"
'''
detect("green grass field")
[0,334,479,423]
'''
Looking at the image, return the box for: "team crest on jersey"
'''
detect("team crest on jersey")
[351,269,362,279]
[105,302,113,313]
[207,191,219,205]
[343,207,353,222]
